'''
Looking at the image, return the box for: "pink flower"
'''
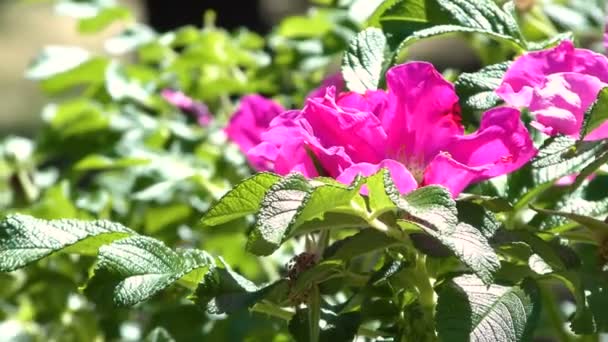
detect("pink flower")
[496,40,608,140]
[161,89,212,126]
[248,62,536,196]
[225,95,285,170]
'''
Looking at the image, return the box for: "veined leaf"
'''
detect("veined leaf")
[195,258,287,314]
[436,275,540,342]
[455,62,510,118]
[342,28,387,93]
[532,206,608,241]
[88,236,214,306]
[581,87,608,139]
[396,186,499,284]
[532,136,608,184]
[247,174,313,255]
[0,214,133,272]
[201,172,280,227]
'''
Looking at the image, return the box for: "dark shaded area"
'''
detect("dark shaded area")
[144,0,267,33]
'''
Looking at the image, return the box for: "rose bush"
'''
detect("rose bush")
[1,1,608,341]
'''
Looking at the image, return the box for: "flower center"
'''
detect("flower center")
[394,147,426,184]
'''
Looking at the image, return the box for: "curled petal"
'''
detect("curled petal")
[529,73,606,137]
[384,62,463,162]
[247,110,316,175]
[225,94,284,158]
[336,159,418,195]
[497,41,608,108]
[302,87,387,168]
[423,153,488,197]
[436,107,537,191]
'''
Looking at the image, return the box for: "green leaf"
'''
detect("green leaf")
[89,236,214,306]
[277,12,333,39]
[397,24,522,54]
[194,258,287,314]
[342,28,387,93]
[455,62,509,117]
[247,174,313,255]
[290,259,344,295]
[436,275,540,342]
[581,87,608,139]
[324,228,399,261]
[397,186,499,284]
[295,177,364,226]
[74,154,150,171]
[201,173,280,227]
[0,214,133,272]
[288,308,362,342]
[531,206,608,241]
[532,136,608,184]
[78,6,132,34]
[105,61,150,103]
[366,168,400,214]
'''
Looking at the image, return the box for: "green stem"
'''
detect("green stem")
[540,282,572,342]
[16,169,38,203]
[413,254,436,312]
[308,285,321,342]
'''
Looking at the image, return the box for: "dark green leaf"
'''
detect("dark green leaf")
[194,258,287,314]
[0,214,133,272]
[323,228,399,261]
[89,236,214,306]
[436,275,540,342]
[144,327,176,342]
[532,136,608,184]
[289,308,362,342]
[396,186,499,284]
[247,174,313,255]
[455,62,510,117]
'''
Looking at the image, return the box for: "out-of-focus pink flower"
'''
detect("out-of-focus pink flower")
[496,40,608,140]
[307,73,345,99]
[554,174,596,186]
[161,89,212,126]
[248,62,536,196]
[225,95,285,170]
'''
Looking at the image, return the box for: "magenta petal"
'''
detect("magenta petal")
[225,94,285,157]
[384,62,463,163]
[443,107,537,182]
[336,159,418,194]
[301,88,387,169]
[423,153,488,197]
[161,89,212,126]
[585,121,608,140]
[247,110,317,175]
[528,73,606,137]
[497,41,608,109]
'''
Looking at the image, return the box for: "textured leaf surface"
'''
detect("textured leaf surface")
[437,275,539,342]
[247,174,312,255]
[91,236,214,306]
[581,87,608,138]
[397,186,499,283]
[455,62,509,115]
[342,27,387,93]
[0,214,133,272]
[201,172,280,226]
[532,136,608,183]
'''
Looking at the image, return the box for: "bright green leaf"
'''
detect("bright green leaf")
[342,27,387,93]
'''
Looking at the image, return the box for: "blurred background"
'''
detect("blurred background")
[0,0,309,136]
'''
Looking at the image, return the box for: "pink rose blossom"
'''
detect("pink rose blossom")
[248,62,536,196]
[161,89,212,126]
[224,95,285,170]
[496,40,608,140]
